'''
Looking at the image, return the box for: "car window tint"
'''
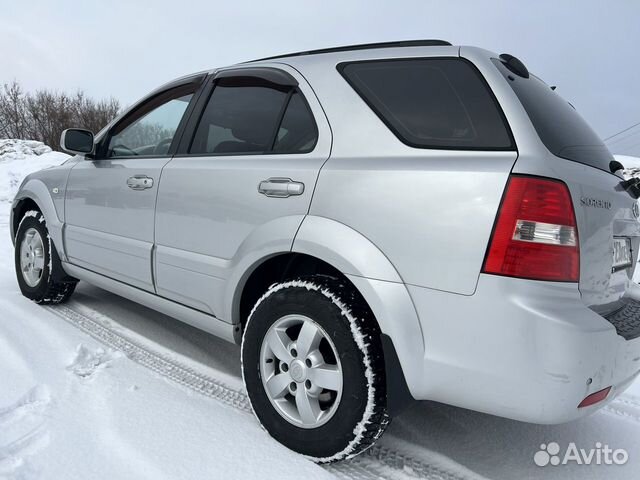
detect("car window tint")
[273,92,317,153]
[340,58,514,150]
[190,84,288,155]
[108,94,193,158]
[492,58,612,171]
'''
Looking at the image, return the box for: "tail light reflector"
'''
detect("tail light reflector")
[578,386,611,408]
[483,175,579,282]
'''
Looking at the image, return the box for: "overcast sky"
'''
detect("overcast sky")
[1,0,639,155]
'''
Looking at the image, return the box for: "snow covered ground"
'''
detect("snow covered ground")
[0,141,337,480]
[1,140,640,480]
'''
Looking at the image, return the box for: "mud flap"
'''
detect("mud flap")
[381,333,414,416]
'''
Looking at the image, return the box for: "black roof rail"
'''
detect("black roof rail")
[248,39,452,63]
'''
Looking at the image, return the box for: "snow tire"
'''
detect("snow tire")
[241,275,390,462]
[15,210,77,304]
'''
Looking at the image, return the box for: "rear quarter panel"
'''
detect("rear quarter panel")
[309,153,516,294]
[290,47,518,294]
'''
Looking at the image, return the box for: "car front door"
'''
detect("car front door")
[64,79,203,292]
[154,66,331,317]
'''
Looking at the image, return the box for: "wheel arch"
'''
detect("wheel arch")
[11,197,41,242]
[12,179,64,257]
[234,252,348,333]
[230,215,410,328]
[231,215,424,409]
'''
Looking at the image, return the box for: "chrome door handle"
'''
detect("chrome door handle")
[258,178,304,198]
[127,175,154,190]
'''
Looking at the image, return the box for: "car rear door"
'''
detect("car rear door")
[154,66,331,317]
[64,78,203,292]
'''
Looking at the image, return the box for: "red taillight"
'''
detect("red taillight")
[483,175,579,282]
[578,386,611,408]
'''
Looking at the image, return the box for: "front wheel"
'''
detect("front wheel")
[241,277,389,462]
[14,210,76,304]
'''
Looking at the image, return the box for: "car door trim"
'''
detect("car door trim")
[214,66,298,87]
[61,262,236,342]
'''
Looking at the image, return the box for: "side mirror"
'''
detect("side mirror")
[60,128,94,155]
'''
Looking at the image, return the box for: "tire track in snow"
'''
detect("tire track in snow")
[0,386,52,478]
[604,402,640,424]
[45,305,251,412]
[0,386,51,427]
[602,393,640,424]
[330,444,489,480]
[45,303,481,480]
[613,394,640,410]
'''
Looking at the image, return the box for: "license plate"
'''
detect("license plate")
[613,237,633,271]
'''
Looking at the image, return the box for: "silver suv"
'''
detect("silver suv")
[12,40,640,462]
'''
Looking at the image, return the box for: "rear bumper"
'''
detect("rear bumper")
[406,274,640,424]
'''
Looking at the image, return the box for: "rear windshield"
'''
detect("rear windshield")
[339,58,514,150]
[492,59,613,171]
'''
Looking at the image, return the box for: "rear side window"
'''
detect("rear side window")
[190,79,317,155]
[339,58,514,150]
[492,59,613,171]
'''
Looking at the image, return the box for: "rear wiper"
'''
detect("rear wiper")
[611,160,640,199]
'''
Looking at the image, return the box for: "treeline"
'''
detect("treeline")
[0,81,120,150]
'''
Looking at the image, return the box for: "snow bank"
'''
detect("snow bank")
[615,154,640,179]
[0,139,69,203]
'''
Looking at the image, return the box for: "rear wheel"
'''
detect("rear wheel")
[241,276,389,462]
[14,211,76,304]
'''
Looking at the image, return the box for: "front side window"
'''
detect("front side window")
[339,58,514,150]
[107,90,194,158]
[190,78,317,155]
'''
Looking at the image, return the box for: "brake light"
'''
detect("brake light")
[483,175,579,282]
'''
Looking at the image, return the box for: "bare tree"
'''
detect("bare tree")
[0,81,29,140]
[0,80,120,149]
